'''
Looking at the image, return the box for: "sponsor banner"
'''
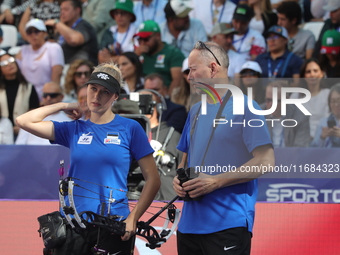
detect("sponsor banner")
[0,146,339,202]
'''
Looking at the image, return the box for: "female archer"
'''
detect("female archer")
[16,62,160,255]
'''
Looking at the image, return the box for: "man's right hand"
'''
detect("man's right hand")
[173,176,187,198]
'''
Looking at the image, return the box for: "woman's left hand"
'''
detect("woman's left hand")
[122,216,137,241]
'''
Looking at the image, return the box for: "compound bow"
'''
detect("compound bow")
[58,161,181,250]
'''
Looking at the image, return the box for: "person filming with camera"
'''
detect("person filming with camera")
[173,41,274,255]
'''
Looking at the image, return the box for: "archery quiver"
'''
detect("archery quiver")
[37,211,67,249]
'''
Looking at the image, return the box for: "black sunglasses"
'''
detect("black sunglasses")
[43,93,61,99]
[197,41,221,66]
[137,34,154,43]
[241,71,259,77]
[26,28,41,35]
[74,71,91,78]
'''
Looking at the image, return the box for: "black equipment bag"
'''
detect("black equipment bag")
[37,211,67,250]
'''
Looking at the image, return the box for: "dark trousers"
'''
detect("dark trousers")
[177,227,251,255]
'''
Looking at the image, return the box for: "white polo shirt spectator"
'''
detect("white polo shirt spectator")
[133,0,168,28]
[190,0,236,35]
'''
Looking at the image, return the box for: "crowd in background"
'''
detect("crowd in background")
[0,0,340,149]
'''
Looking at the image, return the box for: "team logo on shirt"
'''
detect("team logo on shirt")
[104,132,121,144]
[155,54,165,68]
[78,132,93,144]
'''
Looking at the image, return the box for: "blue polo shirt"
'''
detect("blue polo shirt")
[255,50,303,78]
[177,95,272,234]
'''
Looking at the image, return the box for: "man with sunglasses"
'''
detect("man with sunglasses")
[255,25,303,79]
[134,20,185,96]
[173,41,274,255]
[16,81,72,145]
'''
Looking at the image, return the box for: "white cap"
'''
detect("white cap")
[323,0,340,12]
[170,0,193,18]
[240,61,262,74]
[182,58,189,72]
[25,19,47,32]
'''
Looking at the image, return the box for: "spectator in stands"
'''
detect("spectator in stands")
[16,19,64,100]
[0,52,40,136]
[133,0,168,29]
[255,25,303,79]
[171,58,191,112]
[63,58,93,103]
[0,26,3,46]
[117,51,144,94]
[264,80,311,147]
[248,0,277,36]
[139,89,182,201]
[144,73,187,133]
[319,29,340,78]
[190,0,236,35]
[210,22,245,78]
[290,58,329,139]
[313,0,340,58]
[45,0,98,65]
[312,83,340,147]
[99,0,137,64]
[239,61,265,105]
[18,0,61,42]
[0,104,14,144]
[0,0,35,26]
[277,1,315,61]
[82,0,115,43]
[232,4,266,61]
[159,0,207,57]
[15,81,72,144]
[134,20,185,96]
[311,0,329,20]
[77,83,90,119]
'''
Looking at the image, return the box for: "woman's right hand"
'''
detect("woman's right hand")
[63,103,83,120]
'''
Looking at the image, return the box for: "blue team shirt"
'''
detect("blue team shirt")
[177,95,272,234]
[52,115,154,218]
[255,50,303,78]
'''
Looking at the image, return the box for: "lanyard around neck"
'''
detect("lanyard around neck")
[141,0,158,22]
[211,0,226,24]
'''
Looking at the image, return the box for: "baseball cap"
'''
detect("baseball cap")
[110,0,136,23]
[25,19,47,32]
[321,30,340,55]
[323,0,340,12]
[164,0,193,19]
[210,23,235,37]
[84,72,121,95]
[266,25,289,40]
[113,99,140,114]
[134,20,160,38]
[240,61,262,74]
[232,4,254,22]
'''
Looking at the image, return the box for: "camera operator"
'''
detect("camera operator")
[139,89,182,201]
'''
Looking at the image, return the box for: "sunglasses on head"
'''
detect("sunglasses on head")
[26,28,42,35]
[74,71,91,78]
[43,93,61,99]
[197,41,221,66]
[0,57,15,67]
